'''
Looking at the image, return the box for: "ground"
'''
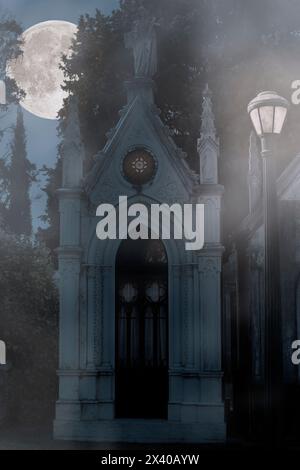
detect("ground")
[1,424,300,450]
[0,424,244,450]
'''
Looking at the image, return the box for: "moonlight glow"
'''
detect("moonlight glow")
[7,20,77,120]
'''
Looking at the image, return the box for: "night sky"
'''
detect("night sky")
[1,0,300,233]
[0,0,118,230]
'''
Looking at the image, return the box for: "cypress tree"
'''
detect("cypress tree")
[8,106,35,236]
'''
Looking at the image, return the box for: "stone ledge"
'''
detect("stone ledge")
[53,418,226,443]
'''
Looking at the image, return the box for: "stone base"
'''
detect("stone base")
[53,417,226,443]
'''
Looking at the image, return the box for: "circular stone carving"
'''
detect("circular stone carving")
[122,149,156,186]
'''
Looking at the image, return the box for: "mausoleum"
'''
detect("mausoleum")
[54,12,225,443]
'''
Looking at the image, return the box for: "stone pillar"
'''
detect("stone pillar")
[199,256,222,372]
[86,266,96,370]
[189,83,225,433]
[55,189,82,423]
[54,95,85,431]
[58,249,81,371]
[184,264,195,369]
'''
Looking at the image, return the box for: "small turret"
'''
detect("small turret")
[197,84,219,184]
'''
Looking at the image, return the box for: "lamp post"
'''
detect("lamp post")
[247,91,289,442]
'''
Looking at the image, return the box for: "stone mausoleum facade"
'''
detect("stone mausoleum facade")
[54,16,225,443]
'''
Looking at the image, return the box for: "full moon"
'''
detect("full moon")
[7,20,77,120]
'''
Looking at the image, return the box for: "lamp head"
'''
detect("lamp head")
[247,91,289,137]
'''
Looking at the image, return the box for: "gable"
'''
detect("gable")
[84,95,197,206]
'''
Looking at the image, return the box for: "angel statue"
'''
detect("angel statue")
[125,7,159,78]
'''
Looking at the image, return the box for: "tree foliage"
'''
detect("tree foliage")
[40,0,300,250]
[0,13,24,230]
[6,107,36,236]
[0,231,58,425]
[0,13,23,108]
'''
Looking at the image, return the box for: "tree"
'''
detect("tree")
[39,0,207,254]
[0,230,58,425]
[0,13,23,227]
[0,13,23,111]
[39,0,300,253]
[37,158,62,263]
[7,106,35,236]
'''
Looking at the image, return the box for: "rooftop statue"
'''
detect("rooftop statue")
[125,7,158,78]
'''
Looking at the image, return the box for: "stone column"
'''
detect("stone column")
[58,252,81,371]
[198,255,222,373]
[86,266,96,370]
[55,188,82,422]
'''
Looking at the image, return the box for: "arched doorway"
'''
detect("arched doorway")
[115,239,168,419]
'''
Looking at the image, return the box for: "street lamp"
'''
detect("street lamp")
[248,91,289,442]
[248,91,288,137]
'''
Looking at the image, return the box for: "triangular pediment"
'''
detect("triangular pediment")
[84,95,198,205]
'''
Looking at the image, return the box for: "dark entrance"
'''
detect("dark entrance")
[115,239,168,419]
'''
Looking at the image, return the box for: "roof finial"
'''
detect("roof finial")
[200,83,216,140]
[197,84,219,184]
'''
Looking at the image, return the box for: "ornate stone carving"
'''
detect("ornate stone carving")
[200,84,216,140]
[96,175,124,203]
[122,148,156,186]
[154,173,186,203]
[198,257,221,274]
[197,84,219,184]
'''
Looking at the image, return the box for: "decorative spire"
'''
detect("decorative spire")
[200,84,217,140]
[197,84,219,184]
[62,96,84,189]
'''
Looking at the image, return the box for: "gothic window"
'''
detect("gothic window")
[122,149,156,186]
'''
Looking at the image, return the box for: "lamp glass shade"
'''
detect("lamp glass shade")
[273,106,287,134]
[259,106,274,134]
[250,108,262,136]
